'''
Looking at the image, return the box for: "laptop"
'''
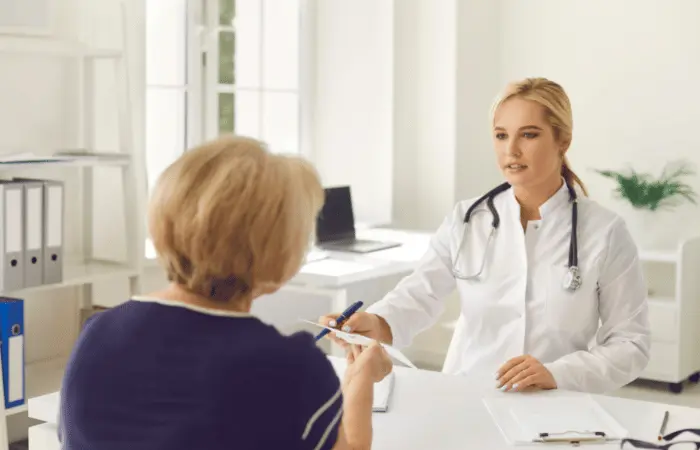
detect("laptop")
[316,186,401,253]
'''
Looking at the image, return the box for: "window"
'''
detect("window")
[145,0,194,193]
[204,0,302,153]
[145,0,304,258]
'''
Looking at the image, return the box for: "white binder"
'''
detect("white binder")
[0,182,25,291]
[43,181,64,284]
[19,180,44,287]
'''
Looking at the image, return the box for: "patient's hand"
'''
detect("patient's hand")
[345,342,393,384]
[496,354,557,392]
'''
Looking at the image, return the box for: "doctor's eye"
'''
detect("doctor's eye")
[495,133,507,140]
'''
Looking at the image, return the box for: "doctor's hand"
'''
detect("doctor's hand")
[319,312,394,347]
[496,355,557,392]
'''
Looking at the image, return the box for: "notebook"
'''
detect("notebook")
[483,395,628,445]
[372,371,395,412]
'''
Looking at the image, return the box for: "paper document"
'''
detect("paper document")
[302,320,417,369]
[483,395,628,446]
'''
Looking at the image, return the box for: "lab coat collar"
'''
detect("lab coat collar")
[508,177,570,219]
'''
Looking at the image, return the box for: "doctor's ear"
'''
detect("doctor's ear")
[558,140,571,156]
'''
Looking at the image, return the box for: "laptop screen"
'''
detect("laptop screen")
[316,186,356,242]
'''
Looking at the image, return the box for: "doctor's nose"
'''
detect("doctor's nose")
[506,140,522,157]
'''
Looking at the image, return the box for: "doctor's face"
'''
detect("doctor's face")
[492,97,565,190]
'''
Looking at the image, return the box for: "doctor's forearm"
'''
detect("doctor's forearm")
[545,341,649,393]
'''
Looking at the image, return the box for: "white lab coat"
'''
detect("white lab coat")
[366,182,651,394]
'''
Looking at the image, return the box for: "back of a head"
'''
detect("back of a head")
[491,77,587,196]
[148,135,324,303]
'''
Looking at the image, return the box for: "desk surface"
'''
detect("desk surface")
[29,358,700,449]
[327,357,700,449]
[294,228,433,288]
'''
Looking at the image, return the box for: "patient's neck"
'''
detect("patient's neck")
[148,283,255,313]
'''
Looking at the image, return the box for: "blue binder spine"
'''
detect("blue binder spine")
[0,297,24,410]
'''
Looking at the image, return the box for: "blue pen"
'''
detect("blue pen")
[315,301,364,341]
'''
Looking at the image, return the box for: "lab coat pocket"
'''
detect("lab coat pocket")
[545,264,598,334]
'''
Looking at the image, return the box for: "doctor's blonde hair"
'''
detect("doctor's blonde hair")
[491,77,588,196]
[148,135,324,304]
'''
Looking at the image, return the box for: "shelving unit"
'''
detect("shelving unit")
[637,236,700,393]
[0,4,147,447]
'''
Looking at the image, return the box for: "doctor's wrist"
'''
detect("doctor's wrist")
[374,314,394,345]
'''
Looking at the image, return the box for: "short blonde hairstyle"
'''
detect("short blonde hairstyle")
[148,135,324,303]
[491,77,588,196]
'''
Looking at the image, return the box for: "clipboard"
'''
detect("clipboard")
[483,395,628,446]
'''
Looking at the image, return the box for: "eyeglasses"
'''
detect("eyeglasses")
[621,429,700,449]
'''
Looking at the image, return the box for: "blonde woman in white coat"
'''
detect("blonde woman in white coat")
[321,77,650,395]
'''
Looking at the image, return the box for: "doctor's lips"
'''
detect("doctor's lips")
[505,163,528,171]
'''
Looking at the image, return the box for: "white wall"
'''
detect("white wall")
[392,0,457,231]
[312,0,394,226]
[499,0,700,246]
[454,0,503,203]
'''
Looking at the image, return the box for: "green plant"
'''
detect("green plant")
[594,161,697,211]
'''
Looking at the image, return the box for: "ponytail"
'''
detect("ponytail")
[561,157,588,196]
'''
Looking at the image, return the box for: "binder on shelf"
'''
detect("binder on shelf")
[0,181,25,292]
[19,180,44,287]
[0,297,24,409]
[43,179,64,284]
[13,178,64,285]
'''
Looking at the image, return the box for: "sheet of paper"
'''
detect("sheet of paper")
[302,319,417,369]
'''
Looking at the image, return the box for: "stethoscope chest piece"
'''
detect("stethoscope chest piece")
[562,266,582,291]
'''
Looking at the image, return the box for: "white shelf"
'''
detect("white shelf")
[0,158,129,171]
[639,250,677,263]
[0,39,121,59]
[7,356,68,417]
[2,260,139,296]
[648,296,676,307]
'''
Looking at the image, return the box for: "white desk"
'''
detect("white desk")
[294,228,432,287]
[328,356,700,449]
[28,357,700,449]
[251,228,433,352]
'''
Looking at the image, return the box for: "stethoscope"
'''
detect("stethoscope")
[451,181,582,291]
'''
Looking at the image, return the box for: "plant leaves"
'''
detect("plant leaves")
[593,161,697,211]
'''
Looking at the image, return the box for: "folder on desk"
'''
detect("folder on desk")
[0,297,24,409]
[483,395,628,446]
[0,181,25,291]
[18,180,44,287]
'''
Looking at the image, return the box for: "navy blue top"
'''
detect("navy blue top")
[59,297,343,450]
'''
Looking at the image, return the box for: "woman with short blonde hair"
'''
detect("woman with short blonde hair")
[59,135,391,450]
